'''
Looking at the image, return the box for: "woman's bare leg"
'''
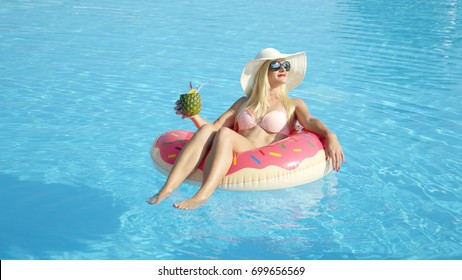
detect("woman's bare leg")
[174,127,256,210]
[147,124,217,204]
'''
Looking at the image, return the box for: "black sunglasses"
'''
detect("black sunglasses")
[269,61,291,72]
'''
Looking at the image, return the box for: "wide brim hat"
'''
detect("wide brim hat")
[240,48,306,96]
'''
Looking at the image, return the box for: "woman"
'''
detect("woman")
[147,48,345,210]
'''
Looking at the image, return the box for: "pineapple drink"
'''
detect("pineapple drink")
[179,82,203,116]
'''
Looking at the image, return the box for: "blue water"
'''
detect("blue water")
[1,0,461,260]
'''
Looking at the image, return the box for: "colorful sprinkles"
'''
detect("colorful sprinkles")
[307,141,315,148]
[250,155,261,164]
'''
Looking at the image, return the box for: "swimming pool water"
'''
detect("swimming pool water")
[1,0,461,259]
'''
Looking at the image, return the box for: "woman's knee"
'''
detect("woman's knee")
[189,124,218,146]
[214,127,235,145]
[215,127,255,153]
[216,127,233,138]
[195,124,216,137]
[198,124,217,135]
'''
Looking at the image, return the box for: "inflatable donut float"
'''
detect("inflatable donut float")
[151,129,332,191]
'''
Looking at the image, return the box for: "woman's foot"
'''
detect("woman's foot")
[173,197,207,210]
[146,190,171,204]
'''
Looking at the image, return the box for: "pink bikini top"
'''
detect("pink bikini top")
[236,107,293,136]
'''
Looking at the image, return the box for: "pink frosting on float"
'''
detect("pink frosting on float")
[154,129,325,175]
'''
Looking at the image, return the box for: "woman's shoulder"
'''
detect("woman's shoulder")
[237,96,249,103]
[232,96,249,108]
[290,97,306,107]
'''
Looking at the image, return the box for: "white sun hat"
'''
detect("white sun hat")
[240,48,306,96]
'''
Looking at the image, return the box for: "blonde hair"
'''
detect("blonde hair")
[240,60,295,121]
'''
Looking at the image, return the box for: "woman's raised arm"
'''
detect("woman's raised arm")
[293,98,345,171]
